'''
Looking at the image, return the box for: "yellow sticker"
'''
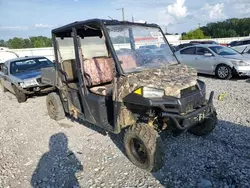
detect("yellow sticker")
[134,88,142,95]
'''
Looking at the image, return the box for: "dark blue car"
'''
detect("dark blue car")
[0,56,55,103]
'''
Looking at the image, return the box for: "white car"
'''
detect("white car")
[229,38,250,53]
[242,48,250,59]
[174,44,250,79]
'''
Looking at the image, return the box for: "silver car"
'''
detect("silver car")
[174,44,250,79]
[242,48,250,59]
[0,56,55,103]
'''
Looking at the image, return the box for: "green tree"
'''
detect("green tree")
[30,36,52,48]
[23,39,32,48]
[181,28,210,40]
[4,36,52,49]
[199,17,250,38]
[0,40,7,47]
[8,37,25,49]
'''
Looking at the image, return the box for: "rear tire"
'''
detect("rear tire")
[124,123,164,172]
[215,64,232,80]
[188,111,218,136]
[46,92,65,121]
[13,85,27,103]
[0,80,7,92]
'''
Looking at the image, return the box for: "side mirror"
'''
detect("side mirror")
[204,53,213,57]
[3,66,8,75]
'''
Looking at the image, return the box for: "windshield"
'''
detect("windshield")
[106,24,178,73]
[10,57,53,74]
[209,46,239,55]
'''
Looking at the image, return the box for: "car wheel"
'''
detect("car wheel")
[0,81,7,92]
[215,64,232,79]
[13,85,27,103]
[123,123,164,172]
[46,92,65,121]
[188,111,218,136]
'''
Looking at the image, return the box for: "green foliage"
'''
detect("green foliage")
[181,28,210,40]
[8,37,25,49]
[200,18,250,38]
[0,36,52,49]
[0,40,7,47]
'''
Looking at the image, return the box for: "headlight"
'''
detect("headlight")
[134,87,164,98]
[231,60,250,66]
[19,79,38,88]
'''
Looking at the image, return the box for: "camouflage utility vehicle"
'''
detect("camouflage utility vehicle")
[41,19,217,172]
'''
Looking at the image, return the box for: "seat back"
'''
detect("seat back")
[62,59,78,82]
[83,57,114,87]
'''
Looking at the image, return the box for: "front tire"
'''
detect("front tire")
[13,85,27,103]
[215,64,232,79]
[46,92,65,121]
[124,123,164,172]
[188,111,217,136]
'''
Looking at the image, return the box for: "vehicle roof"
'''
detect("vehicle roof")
[190,40,216,42]
[6,56,48,63]
[175,44,225,52]
[52,18,159,34]
[183,44,222,48]
[239,38,250,42]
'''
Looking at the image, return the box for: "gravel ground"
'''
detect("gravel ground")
[0,75,250,188]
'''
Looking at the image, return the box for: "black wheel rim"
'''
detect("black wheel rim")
[48,100,56,117]
[130,138,148,164]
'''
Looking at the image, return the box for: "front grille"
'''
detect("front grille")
[180,85,198,97]
[181,91,205,113]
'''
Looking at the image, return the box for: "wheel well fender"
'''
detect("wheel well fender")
[214,63,233,71]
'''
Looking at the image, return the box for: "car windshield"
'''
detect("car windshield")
[209,46,239,55]
[10,57,53,74]
[106,24,178,73]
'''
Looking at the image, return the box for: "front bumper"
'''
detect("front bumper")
[234,66,250,76]
[18,85,55,94]
[161,91,216,131]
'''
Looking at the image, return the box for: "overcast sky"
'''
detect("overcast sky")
[0,0,249,40]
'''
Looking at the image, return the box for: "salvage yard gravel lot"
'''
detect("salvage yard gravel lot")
[0,75,250,188]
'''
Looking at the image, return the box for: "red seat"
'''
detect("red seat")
[83,57,114,95]
[83,57,114,86]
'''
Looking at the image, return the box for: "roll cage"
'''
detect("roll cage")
[51,19,173,77]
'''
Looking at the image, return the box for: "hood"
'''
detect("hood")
[116,63,198,102]
[242,53,250,59]
[222,54,250,61]
[13,70,41,80]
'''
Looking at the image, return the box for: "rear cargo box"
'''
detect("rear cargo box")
[41,67,57,86]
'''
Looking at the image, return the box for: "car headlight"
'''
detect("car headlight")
[231,60,250,66]
[134,87,165,98]
[19,79,38,88]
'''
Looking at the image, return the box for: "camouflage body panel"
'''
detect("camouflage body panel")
[114,63,198,128]
[115,63,198,102]
[118,105,137,128]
